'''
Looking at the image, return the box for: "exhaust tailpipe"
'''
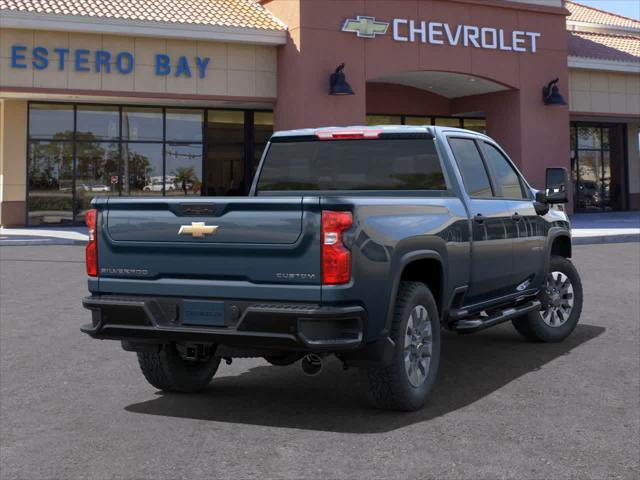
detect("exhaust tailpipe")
[301,354,322,376]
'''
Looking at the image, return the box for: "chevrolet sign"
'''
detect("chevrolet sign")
[342,16,541,53]
[342,16,390,38]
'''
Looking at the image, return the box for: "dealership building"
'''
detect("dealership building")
[0,0,638,226]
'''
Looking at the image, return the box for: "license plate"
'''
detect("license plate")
[181,300,226,327]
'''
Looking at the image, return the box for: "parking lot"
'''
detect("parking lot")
[1,243,638,479]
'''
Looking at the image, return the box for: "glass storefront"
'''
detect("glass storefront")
[367,115,486,133]
[27,103,273,225]
[571,123,627,212]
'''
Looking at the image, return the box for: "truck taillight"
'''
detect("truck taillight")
[322,210,353,285]
[85,209,98,277]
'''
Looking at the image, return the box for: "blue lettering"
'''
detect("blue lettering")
[95,50,111,73]
[195,56,210,79]
[32,47,49,70]
[174,56,192,78]
[11,45,27,69]
[115,51,134,74]
[54,48,70,70]
[155,54,171,76]
[75,49,90,72]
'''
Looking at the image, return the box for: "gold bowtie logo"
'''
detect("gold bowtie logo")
[178,222,219,238]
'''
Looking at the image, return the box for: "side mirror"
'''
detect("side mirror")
[543,167,569,204]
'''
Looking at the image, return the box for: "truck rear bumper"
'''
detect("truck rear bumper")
[81,295,366,352]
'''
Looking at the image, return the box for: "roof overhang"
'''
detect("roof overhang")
[568,56,640,73]
[0,10,288,45]
[567,20,640,37]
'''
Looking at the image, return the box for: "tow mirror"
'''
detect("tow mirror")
[543,167,569,204]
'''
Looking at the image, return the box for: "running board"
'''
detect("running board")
[453,300,542,334]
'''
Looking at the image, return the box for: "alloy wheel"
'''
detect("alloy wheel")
[404,305,433,388]
[541,271,575,327]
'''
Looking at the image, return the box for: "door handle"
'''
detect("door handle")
[511,213,522,222]
[474,214,486,224]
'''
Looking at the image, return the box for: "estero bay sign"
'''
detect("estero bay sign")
[343,15,542,53]
[9,45,211,78]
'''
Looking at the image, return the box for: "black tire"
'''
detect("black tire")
[365,281,441,411]
[137,344,221,393]
[512,256,583,343]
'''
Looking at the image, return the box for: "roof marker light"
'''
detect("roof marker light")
[316,129,382,140]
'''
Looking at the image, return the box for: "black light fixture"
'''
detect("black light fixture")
[329,63,354,95]
[543,78,567,106]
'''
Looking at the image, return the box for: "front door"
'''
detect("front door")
[479,141,546,291]
[447,136,516,305]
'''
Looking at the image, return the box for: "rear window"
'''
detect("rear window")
[256,139,447,192]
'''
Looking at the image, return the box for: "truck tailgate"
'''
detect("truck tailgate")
[94,197,321,302]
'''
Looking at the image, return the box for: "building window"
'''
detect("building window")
[434,117,462,128]
[571,123,627,212]
[403,117,431,126]
[26,103,272,225]
[122,107,163,141]
[28,104,74,140]
[254,112,274,173]
[27,140,74,225]
[366,115,403,126]
[462,118,487,134]
[366,115,486,134]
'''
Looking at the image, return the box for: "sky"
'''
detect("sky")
[576,0,640,20]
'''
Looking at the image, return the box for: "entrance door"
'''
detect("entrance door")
[205,110,246,196]
[572,124,627,212]
[204,110,274,196]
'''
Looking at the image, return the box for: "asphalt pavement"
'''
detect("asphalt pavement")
[0,243,638,479]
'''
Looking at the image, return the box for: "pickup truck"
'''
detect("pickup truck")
[82,125,583,411]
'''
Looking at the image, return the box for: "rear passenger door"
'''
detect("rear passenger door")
[447,136,516,305]
[479,141,546,291]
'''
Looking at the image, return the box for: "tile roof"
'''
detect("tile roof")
[568,31,640,62]
[0,0,286,30]
[566,1,640,30]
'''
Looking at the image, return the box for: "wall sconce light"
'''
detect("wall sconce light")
[329,63,354,95]
[543,78,567,106]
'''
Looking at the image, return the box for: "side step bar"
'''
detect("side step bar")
[453,300,542,334]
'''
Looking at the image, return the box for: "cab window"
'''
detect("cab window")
[482,143,527,199]
[448,138,493,198]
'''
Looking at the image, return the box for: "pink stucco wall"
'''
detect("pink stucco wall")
[264,0,571,191]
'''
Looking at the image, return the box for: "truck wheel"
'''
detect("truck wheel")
[137,344,221,393]
[365,281,441,411]
[512,256,583,343]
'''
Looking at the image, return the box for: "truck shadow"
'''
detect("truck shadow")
[125,324,604,434]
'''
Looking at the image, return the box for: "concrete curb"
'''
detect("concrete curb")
[573,234,640,245]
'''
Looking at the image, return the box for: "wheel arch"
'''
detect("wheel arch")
[550,234,572,259]
[400,257,444,314]
[543,230,572,280]
[384,249,446,336]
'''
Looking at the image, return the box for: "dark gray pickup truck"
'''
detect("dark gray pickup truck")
[82,125,582,411]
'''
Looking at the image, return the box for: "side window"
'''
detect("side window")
[483,143,527,199]
[448,138,493,198]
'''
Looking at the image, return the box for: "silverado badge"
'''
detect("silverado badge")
[178,222,219,238]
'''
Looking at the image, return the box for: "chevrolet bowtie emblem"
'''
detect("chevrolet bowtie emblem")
[342,16,389,38]
[178,222,219,238]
